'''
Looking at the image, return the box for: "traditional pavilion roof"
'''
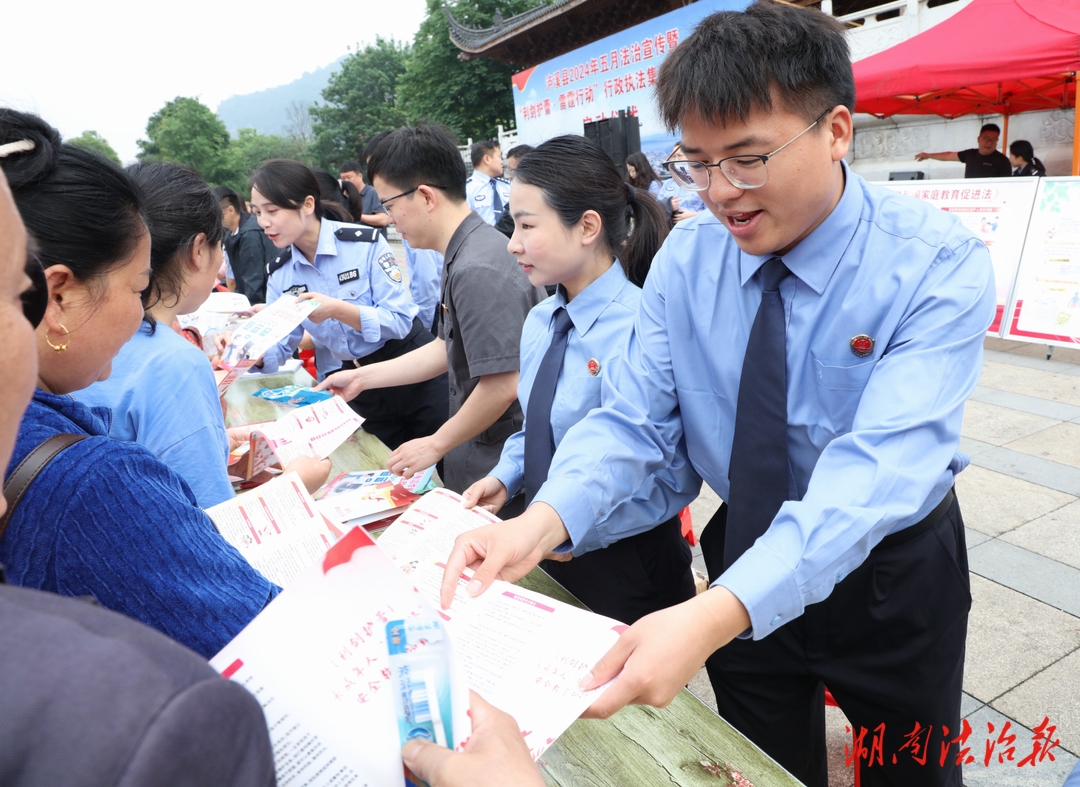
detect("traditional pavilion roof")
[445,0,691,63]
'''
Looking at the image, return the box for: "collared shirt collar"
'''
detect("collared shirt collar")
[739,160,862,295]
[444,211,487,266]
[552,260,628,337]
[315,218,340,258]
[292,219,340,265]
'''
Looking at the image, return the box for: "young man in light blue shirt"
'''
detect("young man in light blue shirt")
[438,3,994,786]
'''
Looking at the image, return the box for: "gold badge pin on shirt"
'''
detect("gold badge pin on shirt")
[850,334,874,357]
[587,358,601,376]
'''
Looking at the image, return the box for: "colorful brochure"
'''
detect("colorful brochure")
[316,467,438,529]
[227,396,362,481]
[220,294,319,370]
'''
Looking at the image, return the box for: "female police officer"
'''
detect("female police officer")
[250,159,447,450]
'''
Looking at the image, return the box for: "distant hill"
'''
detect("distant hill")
[216,56,346,136]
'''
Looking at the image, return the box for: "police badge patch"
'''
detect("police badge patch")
[284,284,309,296]
[377,252,403,283]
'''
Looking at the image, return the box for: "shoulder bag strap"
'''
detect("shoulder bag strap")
[0,434,88,541]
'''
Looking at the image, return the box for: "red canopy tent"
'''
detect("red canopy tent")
[852,0,1080,174]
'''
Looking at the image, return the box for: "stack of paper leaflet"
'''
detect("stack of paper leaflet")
[207,479,624,787]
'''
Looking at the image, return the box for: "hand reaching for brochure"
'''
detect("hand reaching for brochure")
[578,586,751,719]
[439,503,571,609]
[460,476,508,515]
[314,368,366,402]
[226,426,253,453]
[296,291,346,324]
[282,455,333,495]
[388,437,447,480]
[402,691,545,787]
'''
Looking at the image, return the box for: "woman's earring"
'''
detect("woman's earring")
[45,324,69,352]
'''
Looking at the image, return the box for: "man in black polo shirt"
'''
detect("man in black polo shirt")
[915,122,1012,177]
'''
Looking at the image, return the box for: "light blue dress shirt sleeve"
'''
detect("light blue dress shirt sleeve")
[405,240,445,331]
[495,263,699,551]
[536,167,995,637]
[74,324,235,508]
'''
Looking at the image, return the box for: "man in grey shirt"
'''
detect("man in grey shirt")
[320,126,544,502]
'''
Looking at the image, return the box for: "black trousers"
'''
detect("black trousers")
[342,322,449,451]
[701,495,970,787]
[539,515,696,625]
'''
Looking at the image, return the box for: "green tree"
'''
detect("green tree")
[68,130,122,166]
[224,128,300,192]
[397,0,533,142]
[309,37,411,168]
[137,97,234,184]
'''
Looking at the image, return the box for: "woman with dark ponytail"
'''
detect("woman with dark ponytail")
[461,134,699,624]
[246,158,448,450]
[1009,140,1046,177]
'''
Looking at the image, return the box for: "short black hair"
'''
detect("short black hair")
[362,131,392,165]
[980,123,1001,135]
[340,160,362,175]
[367,125,467,203]
[505,144,533,160]
[470,139,500,169]
[656,0,854,130]
[213,185,243,215]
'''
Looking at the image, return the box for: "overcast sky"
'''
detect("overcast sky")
[1,0,430,163]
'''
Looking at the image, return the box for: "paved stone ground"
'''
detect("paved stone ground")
[685,337,1080,786]
[393,244,1078,785]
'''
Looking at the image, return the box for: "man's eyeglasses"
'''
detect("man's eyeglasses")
[662,108,832,191]
[379,187,419,212]
[380,185,451,212]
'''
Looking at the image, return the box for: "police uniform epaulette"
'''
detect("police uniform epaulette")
[267,246,292,277]
[335,226,378,243]
[493,176,510,185]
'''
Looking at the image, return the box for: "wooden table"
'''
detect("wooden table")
[222,367,391,479]
[223,368,803,787]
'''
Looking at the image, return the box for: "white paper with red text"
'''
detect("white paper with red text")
[229,396,362,480]
[379,488,623,759]
[210,527,472,787]
[205,472,343,588]
[220,294,319,369]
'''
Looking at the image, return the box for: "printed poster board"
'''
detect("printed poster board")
[510,0,747,163]
[1005,178,1080,348]
[879,177,1039,337]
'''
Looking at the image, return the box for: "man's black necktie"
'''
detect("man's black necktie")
[724,257,792,571]
[523,307,573,505]
[491,178,504,217]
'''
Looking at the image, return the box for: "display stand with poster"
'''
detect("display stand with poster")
[879,177,1039,337]
[1004,178,1080,348]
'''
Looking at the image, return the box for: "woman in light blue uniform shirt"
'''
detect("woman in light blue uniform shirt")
[77,162,329,507]
[461,135,700,624]
[249,160,448,450]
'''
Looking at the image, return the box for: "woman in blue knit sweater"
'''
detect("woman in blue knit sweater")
[0,110,320,658]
